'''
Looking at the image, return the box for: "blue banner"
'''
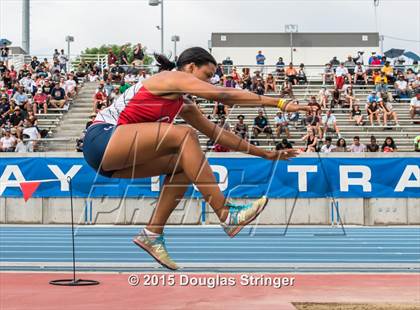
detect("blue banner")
[0,157,418,198]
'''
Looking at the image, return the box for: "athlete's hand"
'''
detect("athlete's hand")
[263,148,299,161]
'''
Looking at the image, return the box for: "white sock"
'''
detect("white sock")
[223,213,231,226]
[143,228,161,240]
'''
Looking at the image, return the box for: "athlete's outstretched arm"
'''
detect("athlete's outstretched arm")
[179,101,298,161]
[167,71,310,113]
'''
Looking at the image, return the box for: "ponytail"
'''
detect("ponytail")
[154,47,216,72]
[154,53,176,72]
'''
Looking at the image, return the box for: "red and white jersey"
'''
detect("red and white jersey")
[94,81,184,126]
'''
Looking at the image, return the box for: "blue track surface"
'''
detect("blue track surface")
[1,226,419,272]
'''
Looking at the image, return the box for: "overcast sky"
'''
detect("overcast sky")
[0,0,419,57]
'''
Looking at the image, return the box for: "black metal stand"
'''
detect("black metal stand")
[50,176,100,286]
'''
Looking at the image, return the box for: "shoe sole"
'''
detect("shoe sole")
[132,238,178,271]
[227,197,269,238]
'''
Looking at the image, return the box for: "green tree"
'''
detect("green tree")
[83,43,153,65]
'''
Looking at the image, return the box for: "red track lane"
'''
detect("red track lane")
[1,273,419,310]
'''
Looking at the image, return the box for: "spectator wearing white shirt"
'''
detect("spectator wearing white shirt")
[320,137,336,153]
[349,136,366,153]
[321,110,341,139]
[381,101,400,127]
[15,134,33,152]
[394,75,412,98]
[318,87,331,109]
[64,75,77,98]
[274,111,290,138]
[137,70,150,82]
[353,62,368,85]
[410,90,420,120]
[334,63,351,89]
[19,73,37,95]
[0,129,17,152]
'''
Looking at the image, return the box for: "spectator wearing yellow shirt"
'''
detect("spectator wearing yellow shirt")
[381,61,395,83]
[375,71,388,93]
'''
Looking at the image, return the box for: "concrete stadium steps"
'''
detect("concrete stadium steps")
[45,82,97,151]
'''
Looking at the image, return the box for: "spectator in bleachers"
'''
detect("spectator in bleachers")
[329,56,340,68]
[19,73,36,95]
[334,137,348,152]
[50,61,60,76]
[231,67,240,83]
[350,104,364,126]
[0,47,9,66]
[274,111,290,138]
[8,106,24,138]
[410,90,420,120]
[353,62,368,85]
[33,89,48,114]
[369,53,382,67]
[381,61,395,83]
[119,46,129,66]
[382,137,397,152]
[0,128,16,152]
[280,80,294,98]
[320,136,336,153]
[374,70,388,92]
[276,57,285,75]
[297,63,307,84]
[252,77,265,95]
[22,118,40,147]
[137,69,150,82]
[331,88,341,108]
[64,74,77,98]
[264,74,276,93]
[103,78,114,97]
[344,55,356,75]
[108,87,120,105]
[321,110,341,139]
[322,63,334,85]
[302,128,318,152]
[50,83,67,109]
[367,100,381,126]
[107,49,118,67]
[86,113,96,129]
[132,43,145,67]
[233,115,248,140]
[343,85,357,110]
[308,96,321,111]
[87,70,99,83]
[366,135,379,152]
[405,68,416,84]
[305,110,322,138]
[30,56,40,71]
[349,136,366,153]
[285,63,298,85]
[119,79,131,94]
[335,62,351,89]
[224,75,237,88]
[318,87,331,109]
[414,135,420,152]
[394,74,412,98]
[124,71,137,84]
[253,109,272,139]
[256,50,266,70]
[12,86,29,110]
[275,138,293,150]
[213,101,228,119]
[381,100,400,126]
[93,82,107,112]
[241,68,252,90]
[14,134,33,152]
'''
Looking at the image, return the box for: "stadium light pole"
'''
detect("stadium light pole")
[285,24,298,64]
[149,0,164,54]
[171,35,180,60]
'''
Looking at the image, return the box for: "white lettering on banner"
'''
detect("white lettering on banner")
[48,165,82,191]
[340,166,372,192]
[0,165,26,195]
[395,165,420,192]
[191,165,228,192]
[151,176,160,192]
[287,166,318,192]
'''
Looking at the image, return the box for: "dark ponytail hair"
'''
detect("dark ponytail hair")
[154,47,216,72]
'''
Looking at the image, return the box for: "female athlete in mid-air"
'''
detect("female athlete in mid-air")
[83,47,311,270]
